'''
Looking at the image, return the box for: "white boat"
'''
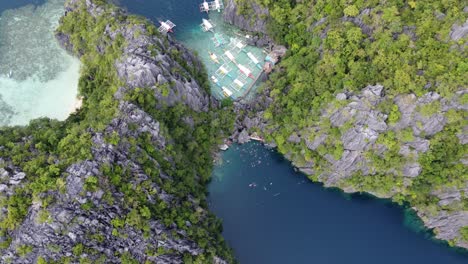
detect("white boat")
[201,18,215,32]
[230,78,244,91]
[216,64,233,79]
[234,79,244,88]
[209,0,224,12]
[214,0,222,11]
[224,50,235,61]
[247,52,260,65]
[158,20,176,33]
[237,64,254,79]
[211,75,221,87]
[220,66,230,74]
[200,1,210,12]
[237,42,245,50]
[222,86,233,97]
[219,144,229,151]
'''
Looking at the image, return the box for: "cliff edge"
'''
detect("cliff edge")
[0,0,234,263]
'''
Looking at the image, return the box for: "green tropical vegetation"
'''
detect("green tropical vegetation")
[0,0,235,262]
[236,0,468,246]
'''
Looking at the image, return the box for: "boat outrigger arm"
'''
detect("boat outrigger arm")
[201,18,215,32]
[201,1,210,12]
[224,50,235,62]
[158,20,176,33]
[237,64,254,79]
[213,0,223,11]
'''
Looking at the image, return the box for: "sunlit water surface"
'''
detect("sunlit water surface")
[0,0,80,126]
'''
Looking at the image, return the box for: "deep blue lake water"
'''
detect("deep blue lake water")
[209,143,468,263]
[2,1,468,263]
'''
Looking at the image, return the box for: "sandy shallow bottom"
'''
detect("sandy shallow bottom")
[0,0,80,126]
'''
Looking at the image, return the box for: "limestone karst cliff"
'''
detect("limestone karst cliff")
[0,0,234,263]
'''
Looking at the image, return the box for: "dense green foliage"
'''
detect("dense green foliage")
[461,227,468,242]
[238,0,467,245]
[0,0,235,262]
[256,0,467,136]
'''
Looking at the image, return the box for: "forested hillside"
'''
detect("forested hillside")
[230,0,468,248]
[0,0,235,263]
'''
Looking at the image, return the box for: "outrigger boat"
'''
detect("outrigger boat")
[247,52,263,69]
[224,50,236,62]
[237,64,254,79]
[211,0,224,12]
[212,33,226,47]
[201,18,215,32]
[158,20,176,34]
[219,65,230,76]
[216,65,233,79]
[200,0,210,13]
[234,79,244,89]
[230,78,245,91]
[222,86,233,97]
[210,75,221,87]
[209,52,220,64]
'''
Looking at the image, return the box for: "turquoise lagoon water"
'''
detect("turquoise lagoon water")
[0,0,80,126]
[1,0,466,263]
[209,143,468,264]
[118,0,266,100]
[116,1,468,263]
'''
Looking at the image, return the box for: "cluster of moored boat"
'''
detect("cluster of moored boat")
[199,0,224,13]
[209,37,264,98]
[157,0,263,99]
[158,0,223,34]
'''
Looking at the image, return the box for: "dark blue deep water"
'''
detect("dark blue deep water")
[3,1,468,263]
[113,2,468,262]
[208,143,468,263]
[116,0,206,39]
[0,0,44,14]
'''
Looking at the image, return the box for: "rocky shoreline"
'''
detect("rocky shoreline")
[223,0,468,250]
[0,0,466,262]
[0,0,233,263]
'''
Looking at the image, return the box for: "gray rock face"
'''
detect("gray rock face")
[0,1,227,263]
[223,0,269,34]
[420,210,468,249]
[112,24,210,113]
[341,8,374,36]
[450,19,468,41]
[279,87,468,246]
[306,134,327,151]
[223,0,468,249]
[402,163,421,177]
[223,0,272,47]
[233,81,467,248]
[238,129,250,144]
[336,93,347,100]
[287,133,301,143]
[342,126,378,151]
